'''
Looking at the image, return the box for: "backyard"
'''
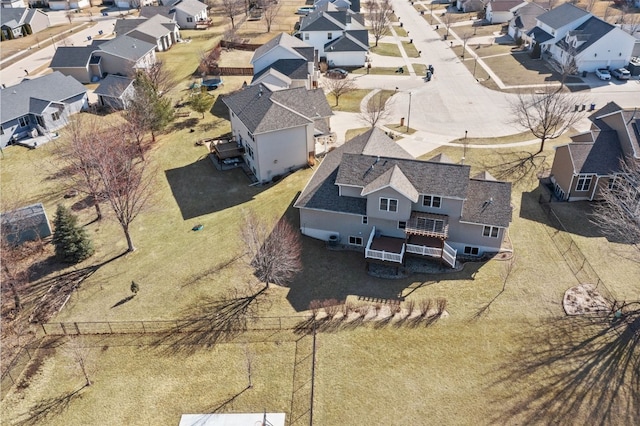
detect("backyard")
[1,2,639,424]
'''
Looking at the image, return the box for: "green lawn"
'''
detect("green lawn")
[402,41,421,58]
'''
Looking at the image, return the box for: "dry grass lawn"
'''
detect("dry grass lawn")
[1,7,639,424]
[0,23,91,64]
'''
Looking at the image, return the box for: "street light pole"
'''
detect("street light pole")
[406,92,412,132]
[462,130,468,164]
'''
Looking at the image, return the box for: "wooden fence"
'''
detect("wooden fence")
[1,346,35,400]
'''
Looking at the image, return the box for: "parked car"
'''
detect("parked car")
[296,6,315,15]
[595,68,611,81]
[326,68,348,79]
[611,68,631,80]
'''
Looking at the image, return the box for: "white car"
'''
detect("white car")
[595,68,611,81]
[296,6,315,15]
[611,68,631,80]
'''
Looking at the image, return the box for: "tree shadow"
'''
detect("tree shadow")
[14,385,85,426]
[111,295,135,309]
[479,150,548,186]
[164,157,261,220]
[487,311,639,424]
[24,253,126,323]
[151,288,267,355]
[170,117,200,132]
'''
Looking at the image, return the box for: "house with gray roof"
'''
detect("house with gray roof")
[485,0,527,25]
[297,2,368,67]
[295,128,513,267]
[526,3,635,72]
[161,0,209,29]
[221,84,333,183]
[1,0,26,8]
[550,102,640,201]
[94,75,135,110]
[114,14,180,52]
[50,35,157,83]
[507,1,546,42]
[1,7,49,40]
[1,72,87,148]
[250,32,319,90]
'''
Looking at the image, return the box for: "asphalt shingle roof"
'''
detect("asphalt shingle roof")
[556,17,614,53]
[94,75,134,98]
[97,35,156,61]
[252,32,311,63]
[299,11,344,32]
[1,8,27,27]
[512,2,546,32]
[49,46,95,68]
[527,26,553,43]
[567,131,624,175]
[489,0,525,12]
[461,179,513,227]
[251,59,309,82]
[1,72,86,123]
[174,0,207,16]
[325,32,368,52]
[114,18,147,36]
[537,2,589,29]
[222,84,332,134]
[140,5,175,19]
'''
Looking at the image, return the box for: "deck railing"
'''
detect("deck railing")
[405,244,442,258]
[442,242,457,267]
[364,226,404,263]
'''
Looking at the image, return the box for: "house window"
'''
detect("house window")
[51,112,60,121]
[327,32,332,40]
[304,33,309,40]
[0,126,3,135]
[417,217,444,233]
[464,246,479,255]
[398,221,406,230]
[483,226,499,238]
[423,195,441,208]
[362,216,368,224]
[18,116,28,128]
[379,197,398,212]
[576,175,592,191]
[187,17,193,23]
[349,236,363,246]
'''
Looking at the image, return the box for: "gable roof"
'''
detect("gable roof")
[222,84,332,134]
[97,35,156,61]
[565,131,624,175]
[361,165,420,202]
[94,74,135,98]
[325,31,368,52]
[252,59,310,82]
[488,0,526,13]
[0,72,86,124]
[251,32,311,64]
[556,16,615,54]
[173,0,207,15]
[294,128,413,214]
[511,2,546,32]
[1,7,27,27]
[299,9,344,32]
[114,18,147,36]
[140,5,175,19]
[49,46,96,68]
[537,2,589,29]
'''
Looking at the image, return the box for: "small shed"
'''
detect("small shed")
[179,412,286,426]
[0,203,52,244]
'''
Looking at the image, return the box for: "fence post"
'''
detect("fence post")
[108,322,112,334]
[41,323,47,335]
[74,322,81,334]
[60,323,68,335]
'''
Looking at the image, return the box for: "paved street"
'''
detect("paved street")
[325,0,640,157]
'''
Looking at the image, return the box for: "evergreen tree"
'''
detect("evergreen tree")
[189,90,214,118]
[52,205,94,263]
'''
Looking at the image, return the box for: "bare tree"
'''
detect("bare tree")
[138,61,174,98]
[510,86,584,155]
[359,91,392,128]
[461,32,472,60]
[324,77,356,106]
[65,336,93,387]
[240,212,302,289]
[583,0,597,12]
[443,9,454,37]
[261,0,281,33]
[591,158,640,249]
[93,126,155,252]
[219,0,244,29]
[365,0,393,47]
[61,115,105,221]
[125,70,174,146]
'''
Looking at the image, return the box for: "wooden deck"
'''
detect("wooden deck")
[369,236,404,254]
[407,234,442,248]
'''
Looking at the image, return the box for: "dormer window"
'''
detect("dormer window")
[327,32,333,40]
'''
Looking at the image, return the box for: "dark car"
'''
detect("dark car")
[326,68,348,79]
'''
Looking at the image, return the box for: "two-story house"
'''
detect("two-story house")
[50,35,157,84]
[221,84,333,183]
[526,3,635,72]
[485,0,526,25]
[1,72,88,148]
[507,1,546,43]
[549,102,640,202]
[250,32,320,91]
[114,14,180,52]
[161,0,209,30]
[1,7,49,40]
[297,2,368,67]
[295,128,513,268]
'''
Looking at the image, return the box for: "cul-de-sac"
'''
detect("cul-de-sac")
[1,0,639,424]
